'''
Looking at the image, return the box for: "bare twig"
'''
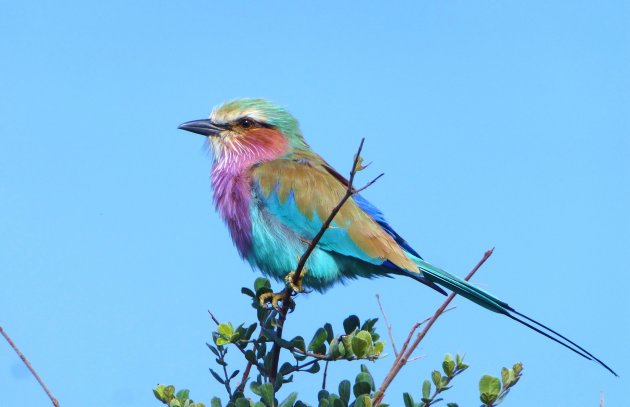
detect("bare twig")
[322,361,329,390]
[376,294,398,357]
[269,138,383,382]
[372,248,495,405]
[397,322,421,358]
[236,361,253,393]
[0,326,59,407]
[208,310,220,326]
[407,355,425,363]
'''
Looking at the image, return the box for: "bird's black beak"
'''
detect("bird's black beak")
[178,119,225,137]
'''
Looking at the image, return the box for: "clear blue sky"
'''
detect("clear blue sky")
[1,1,628,406]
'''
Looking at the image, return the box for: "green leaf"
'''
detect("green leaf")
[351,335,368,358]
[361,318,378,332]
[355,394,372,407]
[359,365,375,389]
[329,396,344,407]
[306,361,321,373]
[318,390,330,401]
[254,278,271,292]
[324,323,334,343]
[480,392,497,406]
[211,397,222,407]
[241,287,256,297]
[329,338,341,359]
[373,341,384,356]
[244,323,258,340]
[341,335,354,357]
[218,323,234,338]
[353,381,372,398]
[233,398,250,407]
[479,375,501,396]
[153,385,166,402]
[343,315,361,334]
[442,354,455,377]
[279,392,298,407]
[163,385,175,400]
[250,381,262,396]
[309,328,328,352]
[207,344,220,357]
[402,393,415,407]
[351,330,373,358]
[319,399,330,407]
[354,371,374,397]
[422,379,431,400]
[170,400,181,407]
[176,390,190,402]
[339,379,351,403]
[210,369,225,384]
[513,362,523,376]
[446,404,459,407]
[280,362,294,376]
[292,336,306,352]
[501,367,513,389]
[431,370,441,387]
[259,383,275,406]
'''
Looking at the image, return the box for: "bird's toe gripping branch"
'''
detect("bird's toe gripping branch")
[258,291,286,310]
[284,269,306,294]
[258,267,308,311]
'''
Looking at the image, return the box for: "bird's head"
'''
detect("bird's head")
[178,98,308,166]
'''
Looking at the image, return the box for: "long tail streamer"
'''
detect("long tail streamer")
[408,259,617,376]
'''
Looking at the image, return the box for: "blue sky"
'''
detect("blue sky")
[1,1,628,405]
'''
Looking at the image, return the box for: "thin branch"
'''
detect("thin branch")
[322,361,330,390]
[236,361,253,393]
[376,294,398,357]
[270,138,383,382]
[220,350,234,399]
[372,248,495,405]
[407,355,426,363]
[208,310,220,326]
[294,358,320,371]
[397,322,421,358]
[0,326,59,407]
[291,348,330,360]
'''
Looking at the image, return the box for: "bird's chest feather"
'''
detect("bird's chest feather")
[211,165,254,257]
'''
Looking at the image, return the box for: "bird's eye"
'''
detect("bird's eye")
[239,118,255,129]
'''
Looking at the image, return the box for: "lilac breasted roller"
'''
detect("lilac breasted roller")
[178,98,615,375]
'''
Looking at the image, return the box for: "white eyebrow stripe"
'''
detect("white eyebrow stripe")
[210,107,268,126]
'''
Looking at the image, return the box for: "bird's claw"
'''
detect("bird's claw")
[285,270,305,293]
[258,292,284,310]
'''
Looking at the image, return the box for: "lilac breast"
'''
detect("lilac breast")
[211,164,253,258]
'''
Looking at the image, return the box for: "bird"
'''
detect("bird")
[178,98,616,376]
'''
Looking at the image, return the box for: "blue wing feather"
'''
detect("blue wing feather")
[353,194,423,259]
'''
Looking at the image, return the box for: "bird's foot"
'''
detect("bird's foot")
[258,291,284,310]
[258,291,296,312]
[284,270,306,293]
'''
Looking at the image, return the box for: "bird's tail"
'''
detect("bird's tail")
[407,258,617,376]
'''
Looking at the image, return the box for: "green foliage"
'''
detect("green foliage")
[154,278,525,406]
[403,353,468,407]
[478,363,523,406]
[154,385,205,407]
